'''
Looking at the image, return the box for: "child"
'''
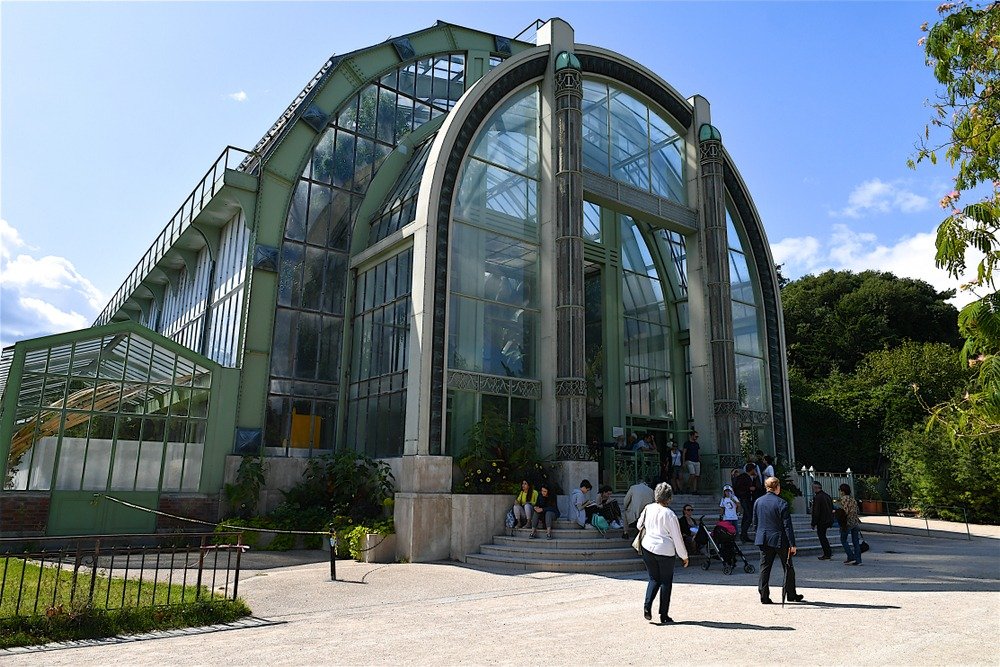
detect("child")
[718,484,741,536]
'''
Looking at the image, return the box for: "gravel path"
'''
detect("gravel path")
[5,528,999,665]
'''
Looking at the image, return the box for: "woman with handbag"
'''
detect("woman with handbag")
[635,482,689,624]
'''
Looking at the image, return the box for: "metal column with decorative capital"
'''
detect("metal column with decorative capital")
[553,52,588,462]
[699,124,740,458]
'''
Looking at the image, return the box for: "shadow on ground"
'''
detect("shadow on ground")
[457,531,1000,593]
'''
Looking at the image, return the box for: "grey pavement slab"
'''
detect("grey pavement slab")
[3,529,999,666]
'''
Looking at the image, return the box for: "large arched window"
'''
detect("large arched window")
[265,54,466,456]
[445,84,541,451]
[726,206,768,414]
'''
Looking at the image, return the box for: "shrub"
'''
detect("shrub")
[455,414,555,494]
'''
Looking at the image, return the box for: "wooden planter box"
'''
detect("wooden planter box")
[860,500,884,515]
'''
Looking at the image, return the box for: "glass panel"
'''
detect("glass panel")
[306,185,332,246]
[583,201,601,242]
[609,89,650,190]
[736,354,767,411]
[450,224,536,308]
[582,79,610,175]
[448,296,535,377]
[582,76,686,202]
[730,250,756,304]
[733,302,762,356]
[110,440,139,491]
[311,129,337,185]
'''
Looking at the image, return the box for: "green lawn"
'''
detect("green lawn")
[1,557,251,648]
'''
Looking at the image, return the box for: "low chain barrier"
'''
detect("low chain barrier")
[93,494,388,582]
[0,532,244,618]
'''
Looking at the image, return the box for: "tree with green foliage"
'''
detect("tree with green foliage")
[791,343,970,474]
[893,1,1000,522]
[781,270,960,381]
[912,1,1000,412]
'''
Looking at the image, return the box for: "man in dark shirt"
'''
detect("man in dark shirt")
[733,463,762,542]
[681,430,701,494]
[810,481,835,560]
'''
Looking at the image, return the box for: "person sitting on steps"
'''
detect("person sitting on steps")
[570,480,594,528]
[512,480,537,529]
[590,485,624,529]
[529,483,559,539]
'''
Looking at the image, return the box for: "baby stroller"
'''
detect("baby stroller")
[701,519,755,575]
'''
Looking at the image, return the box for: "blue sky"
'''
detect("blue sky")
[0,1,965,348]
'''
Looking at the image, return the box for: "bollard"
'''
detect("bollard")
[329,528,337,581]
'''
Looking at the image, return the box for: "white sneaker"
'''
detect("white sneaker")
[610,520,623,529]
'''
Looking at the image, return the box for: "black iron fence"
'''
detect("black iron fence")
[0,533,245,617]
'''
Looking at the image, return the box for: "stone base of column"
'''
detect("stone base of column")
[393,492,452,563]
[551,459,598,499]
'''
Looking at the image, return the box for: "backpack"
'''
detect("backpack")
[505,508,516,534]
[591,514,610,533]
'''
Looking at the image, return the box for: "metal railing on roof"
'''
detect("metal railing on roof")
[93,146,253,327]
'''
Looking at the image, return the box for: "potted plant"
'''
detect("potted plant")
[858,475,884,514]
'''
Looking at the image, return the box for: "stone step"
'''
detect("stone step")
[506,526,624,539]
[494,535,632,549]
[465,553,646,574]
[480,544,638,561]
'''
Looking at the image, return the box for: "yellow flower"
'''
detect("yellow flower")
[486,477,491,482]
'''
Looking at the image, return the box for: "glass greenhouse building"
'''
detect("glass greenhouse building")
[0,19,793,560]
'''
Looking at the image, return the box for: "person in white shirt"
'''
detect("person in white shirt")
[762,455,775,480]
[636,482,689,624]
[718,484,742,536]
[569,480,593,528]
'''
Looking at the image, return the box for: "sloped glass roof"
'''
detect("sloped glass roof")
[2,325,215,418]
[368,134,437,246]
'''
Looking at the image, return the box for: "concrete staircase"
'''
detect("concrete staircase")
[464,493,823,574]
[465,518,643,573]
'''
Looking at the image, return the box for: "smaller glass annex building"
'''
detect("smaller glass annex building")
[0,19,793,560]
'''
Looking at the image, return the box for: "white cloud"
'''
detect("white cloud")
[833,178,930,218]
[0,219,104,348]
[771,235,822,272]
[227,90,248,102]
[0,218,27,260]
[772,223,979,308]
[18,297,90,330]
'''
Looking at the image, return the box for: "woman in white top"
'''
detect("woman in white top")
[636,482,689,624]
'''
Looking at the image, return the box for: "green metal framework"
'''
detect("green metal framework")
[0,322,239,534]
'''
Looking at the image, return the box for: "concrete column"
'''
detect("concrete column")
[698,124,739,457]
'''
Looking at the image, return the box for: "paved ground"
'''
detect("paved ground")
[4,527,999,666]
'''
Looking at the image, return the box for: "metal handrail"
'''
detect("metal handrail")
[867,500,973,540]
[93,146,253,326]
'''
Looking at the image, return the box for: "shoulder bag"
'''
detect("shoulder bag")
[631,509,646,553]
